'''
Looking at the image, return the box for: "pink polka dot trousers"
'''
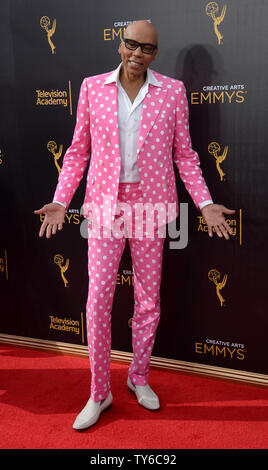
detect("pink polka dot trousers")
[86,182,166,401]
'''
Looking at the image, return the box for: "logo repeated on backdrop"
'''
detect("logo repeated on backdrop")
[103,19,152,41]
[117,269,134,287]
[208,141,228,182]
[208,268,227,307]
[37,16,84,343]
[40,16,56,54]
[64,209,82,225]
[38,209,82,229]
[35,82,73,115]
[205,2,227,45]
[49,313,85,343]
[0,249,8,280]
[191,83,247,105]
[47,140,63,175]
[196,136,243,244]
[197,210,242,245]
[26,4,260,372]
[195,338,246,361]
[117,269,134,328]
[54,254,69,288]
[193,5,243,351]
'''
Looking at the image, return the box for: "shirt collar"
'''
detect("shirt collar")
[103,62,162,88]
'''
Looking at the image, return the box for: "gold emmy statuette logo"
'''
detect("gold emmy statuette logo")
[208,141,228,181]
[208,269,227,306]
[40,16,56,54]
[128,317,133,328]
[47,140,63,175]
[54,254,69,287]
[205,2,226,45]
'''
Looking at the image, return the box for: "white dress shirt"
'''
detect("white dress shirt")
[54,62,212,210]
[103,62,162,183]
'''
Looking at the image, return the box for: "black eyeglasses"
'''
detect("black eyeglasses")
[123,38,158,55]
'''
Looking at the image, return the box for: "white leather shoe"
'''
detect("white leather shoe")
[127,377,160,410]
[73,391,113,431]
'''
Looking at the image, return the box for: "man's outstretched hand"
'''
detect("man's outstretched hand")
[34,202,66,238]
[201,204,236,240]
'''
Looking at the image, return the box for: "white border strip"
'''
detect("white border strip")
[0,333,267,387]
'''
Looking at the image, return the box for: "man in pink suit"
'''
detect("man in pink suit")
[35,20,235,430]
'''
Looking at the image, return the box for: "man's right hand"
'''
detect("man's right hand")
[34,202,66,238]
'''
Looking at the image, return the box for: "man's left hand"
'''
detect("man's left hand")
[200,204,236,240]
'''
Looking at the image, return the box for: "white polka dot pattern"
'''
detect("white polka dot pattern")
[86,183,165,401]
[53,68,212,223]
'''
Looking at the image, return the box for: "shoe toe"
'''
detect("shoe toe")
[73,394,112,431]
[73,407,100,430]
[128,378,160,410]
[138,394,160,410]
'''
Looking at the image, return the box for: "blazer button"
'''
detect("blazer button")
[162,183,167,188]
[99,160,103,165]
[96,183,100,189]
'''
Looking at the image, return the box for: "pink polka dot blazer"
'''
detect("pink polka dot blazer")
[53,67,212,226]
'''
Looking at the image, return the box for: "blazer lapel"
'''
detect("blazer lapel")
[101,73,168,159]
[100,78,121,154]
[136,83,168,156]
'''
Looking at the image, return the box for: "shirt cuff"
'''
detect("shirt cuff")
[199,199,213,209]
[53,200,66,209]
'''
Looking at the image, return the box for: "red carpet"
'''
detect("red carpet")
[0,343,268,449]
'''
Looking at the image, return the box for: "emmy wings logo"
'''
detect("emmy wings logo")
[208,141,228,182]
[40,16,56,54]
[205,2,226,45]
[54,254,69,287]
[196,138,243,245]
[47,140,63,175]
[208,268,227,307]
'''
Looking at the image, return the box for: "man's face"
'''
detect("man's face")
[118,26,158,79]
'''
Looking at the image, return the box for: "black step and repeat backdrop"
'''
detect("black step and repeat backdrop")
[1,0,267,376]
